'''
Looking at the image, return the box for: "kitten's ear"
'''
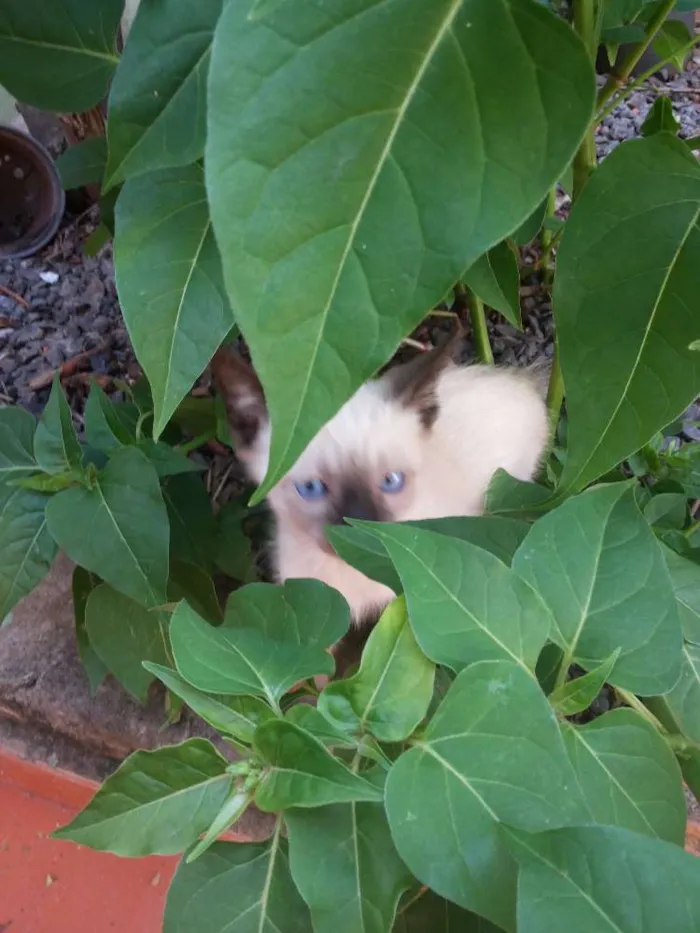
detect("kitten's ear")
[211,346,268,450]
[387,330,462,428]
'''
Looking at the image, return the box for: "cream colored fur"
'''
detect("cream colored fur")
[236,361,549,623]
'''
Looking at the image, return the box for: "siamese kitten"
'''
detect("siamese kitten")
[213,342,549,626]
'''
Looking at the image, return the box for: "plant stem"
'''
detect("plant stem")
[540,186,557,286]
[616,687,668,733]
[178,430,216,455]
[469,293,494,364]
[597,33,700,124]
[596,0,679,113]
[553,648,572,692]
[546,346,565,435]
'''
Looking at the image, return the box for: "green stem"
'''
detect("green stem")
[572,0,599,197]
[553,648,572,692]
[540,186,557,286]
[616,687,668,733]
[469,293,494,365]
[596,0,679,113]
[178,430,216,455]
[597,33,700,124]
[546,345,565,436]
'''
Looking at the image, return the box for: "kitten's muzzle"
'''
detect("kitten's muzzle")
[330,486,386,526]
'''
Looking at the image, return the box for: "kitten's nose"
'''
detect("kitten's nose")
[332,487,383,525]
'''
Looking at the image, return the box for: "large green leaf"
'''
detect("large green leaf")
[561,708,686,845]
[664,641,700,744]
[115,164,235,436]
[46,447,169,607]
[507,825,700,933]
[0,407,37,479]
[0,0,121,111]
[72,567,107,694]
[512,484,682,695]
[394,890,502,932]
[253,720,383,810]
[462,240,521,328]
[168,559,223,624]
[356,522,551,673]
[163,831,311,933]
[34,375,83,474]
[206,0,595,496]
[328,515,530,592]
[319,596,434,742]
[384,660,587,930]
[53,740,231,856]
[663,546,700,643]
[554,134,700,494]
[0,485,57,620]
[145,662,274,743]
[170,580,349,706]
[85,584,170,703]
[104,0,223,190]
[162,473,218,571]
[286,799,412,933]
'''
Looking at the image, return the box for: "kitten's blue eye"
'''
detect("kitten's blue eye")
[380,471,406,493]
[295,479,329,500]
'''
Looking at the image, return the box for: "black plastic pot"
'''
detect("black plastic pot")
[0,125,65,260]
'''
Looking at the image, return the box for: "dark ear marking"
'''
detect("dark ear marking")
[211,346,267,449]
[387,328,462,428]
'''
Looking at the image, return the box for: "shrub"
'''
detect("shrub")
[1,0,700,930]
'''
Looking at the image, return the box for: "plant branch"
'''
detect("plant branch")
[615,687,668,733]
[547,346,565,435]
[597,0,679,113]
[469,293,494,365]
[597,33,700,124]
[540,186,558,286]
[178,430,216,455]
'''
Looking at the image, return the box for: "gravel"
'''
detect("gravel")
[0,52,698,423]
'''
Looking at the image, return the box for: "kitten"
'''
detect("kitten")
[212,340,549,626]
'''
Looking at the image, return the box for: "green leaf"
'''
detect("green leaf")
[535,642,564,696]
[554,134,700,495]
[56,137,108,190]
[170,580,349,705]
[53,739,231,856]
[186,787,253,863]
[114,163,235,437]
[163,831,311,933]
[284,704,356,749]
[329,516,530,594]
[145,662,274,742]
[162,471,218,573]
[512,484,682,695]
[137,440,202,479]
[84,382,138,452]
[549,650,619,716]
[215,499,254,582]
[561,708,686,844]
[463,241,521,328]
[206,0,595,497]
[0,484,57,620]
[507,825,700,933]
[652,18,694,72]
[355,522,551,673]
[641,97,680,138]
[286,800,412,933]
[83,223,112,257]
[168,559,223,624]
[72,566,106,694]
[0,0,121,112]
[664,642,700,744]
[319,596,435,742]
[485,468,552,517]
[85,584,170,703]
[0,407,37,478]
[385,660,587,930]
[394,890,501,932]
[46,447,169,607]
[104,0,222,190]
[253,720,383,810]
[511,198,547,247]
[644,491,687,530]
[34,375,83,474]
[662,546,700,643]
